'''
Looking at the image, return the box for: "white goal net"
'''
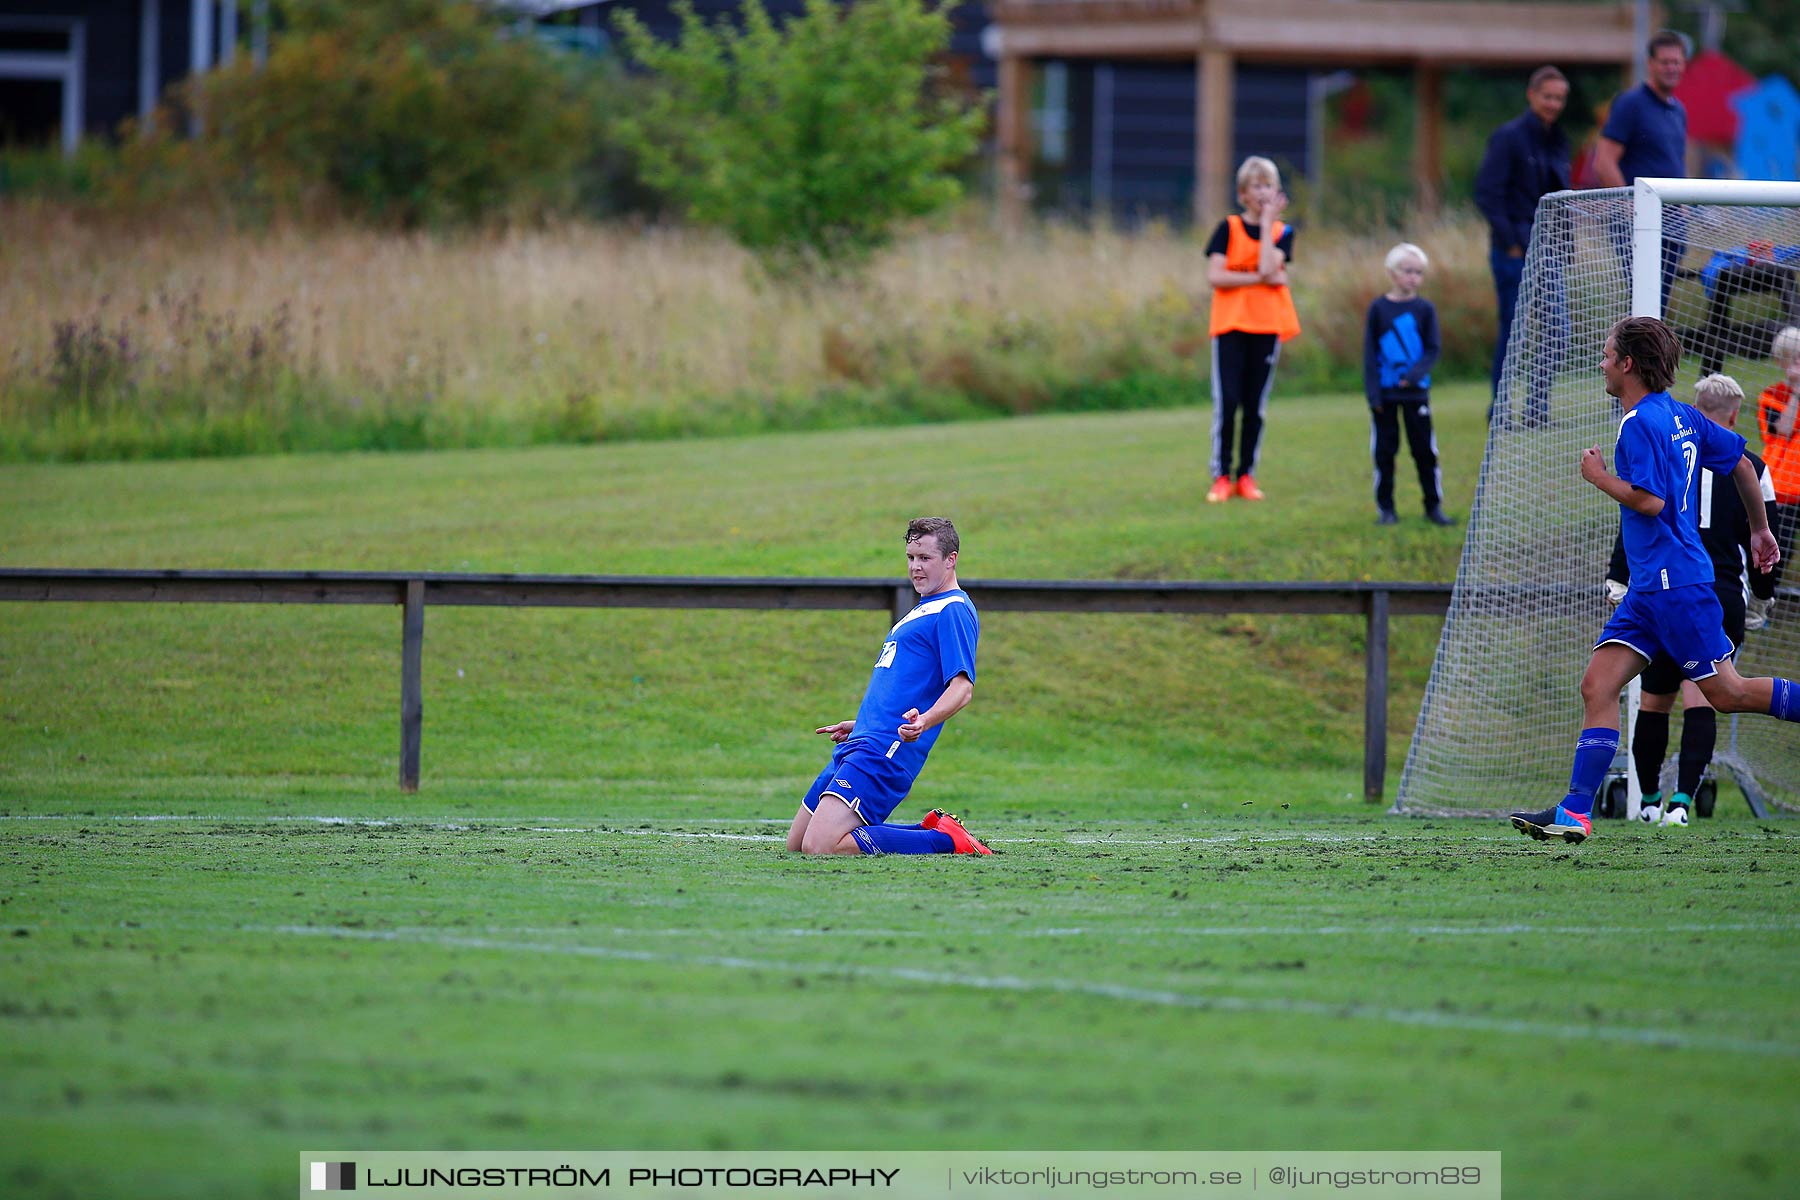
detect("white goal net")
[1399,179,1800,817]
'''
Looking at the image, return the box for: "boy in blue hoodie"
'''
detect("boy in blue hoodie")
[1364,243,1454,526]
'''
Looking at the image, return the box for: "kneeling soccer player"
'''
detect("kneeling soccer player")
[786,517,991,856]
[1512,317,1795,845]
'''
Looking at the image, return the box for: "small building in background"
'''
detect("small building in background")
[0,1,268,154]
[989,0,1641,224]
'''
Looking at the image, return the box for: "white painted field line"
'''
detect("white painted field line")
[263,924,1800,1059]
[348,919,1800,941]
[16,813,1745,847]
[1019,920,1800,937]
[1053,834,1387,845]
[7,815,1796,854]
[0,814,786,840]
[0,813,788,827]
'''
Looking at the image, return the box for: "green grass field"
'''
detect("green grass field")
[5,385,1799,1198]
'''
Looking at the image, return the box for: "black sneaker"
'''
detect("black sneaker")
[1425,508,1457,526]
[1377,510,1399,525]
[1509,804,1592,844]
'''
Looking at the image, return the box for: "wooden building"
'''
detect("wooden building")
[0,2,269,153]
[992,0,1645,222]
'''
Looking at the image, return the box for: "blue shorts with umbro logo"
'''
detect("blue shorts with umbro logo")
[801,740,915,825]
[1596,581,1736,682]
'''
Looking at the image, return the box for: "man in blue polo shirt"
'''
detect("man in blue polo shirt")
[1594,32,1689,188]
[1595,31,1689,311]
[786,517,990,856]
[1511,317,1796,844]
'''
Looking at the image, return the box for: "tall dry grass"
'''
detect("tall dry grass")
[0,201,1499,460]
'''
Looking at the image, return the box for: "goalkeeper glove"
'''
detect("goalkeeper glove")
[1747,595,1775,631]
[1604,578,1628,607]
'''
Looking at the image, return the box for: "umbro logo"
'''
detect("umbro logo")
[1684,660,1699,670]
[835,779,852,789]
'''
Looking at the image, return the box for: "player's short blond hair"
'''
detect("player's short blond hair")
[1236,156,1281,194]
[1693,373,1744,419]
[1385,243,1428,273]
[1772,326,1800,365]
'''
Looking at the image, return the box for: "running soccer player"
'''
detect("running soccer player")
[786,517,991,856]
[1604,373,1778,827]
[1511,317,1795,844]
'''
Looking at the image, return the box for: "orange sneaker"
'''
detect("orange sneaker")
[1234,475,1265,501]
[1206,476,1233,503]
[923,809,992,855]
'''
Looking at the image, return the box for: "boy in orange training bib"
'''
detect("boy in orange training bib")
[1203,156,1301,505]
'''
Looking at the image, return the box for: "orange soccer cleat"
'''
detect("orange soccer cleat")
[1206,476,1234,504]
[922,809,993,855]
[1234,475,1265,501]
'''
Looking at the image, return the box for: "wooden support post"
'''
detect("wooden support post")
[1363,588,1390,803]
[997,52,1031,227]
[189,0,213,137]
[1413,64,1443,214]
[891,586,914,627]
[399,579,424,792]
[219,0,237,65]
[139,0,160,135]
[1196,46,1234,225]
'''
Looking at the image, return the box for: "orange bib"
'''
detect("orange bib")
[1209,214,1301,341]
[1761,384,1800,503]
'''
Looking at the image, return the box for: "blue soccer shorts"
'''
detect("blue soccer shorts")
[1639,582,1746,694]
[1596,582,1736,682]
[801,741,915,826]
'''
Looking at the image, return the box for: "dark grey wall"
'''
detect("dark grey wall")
[0,0,197,144]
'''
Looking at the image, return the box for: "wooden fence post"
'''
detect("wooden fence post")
[1363,588,1390,803]
[400,579,424,792]
[891,586,913,627]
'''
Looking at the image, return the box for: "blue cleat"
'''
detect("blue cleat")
[1509,804,1593,845]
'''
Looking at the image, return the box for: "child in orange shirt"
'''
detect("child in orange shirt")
[1203,156,1301,503]
[1758,326,1800,588]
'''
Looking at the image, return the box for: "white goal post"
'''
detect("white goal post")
[1398,178,1800,817]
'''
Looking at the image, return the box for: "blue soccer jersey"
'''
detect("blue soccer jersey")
[847,588,979,780]
[1614,392,1746,591]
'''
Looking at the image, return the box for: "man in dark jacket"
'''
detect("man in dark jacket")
[1475,66,1572,426]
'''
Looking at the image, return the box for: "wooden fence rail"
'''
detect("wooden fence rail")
[0,569,1454,801]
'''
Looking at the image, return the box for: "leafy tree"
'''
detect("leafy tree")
[612,0,985,270]
[120,0,607,225]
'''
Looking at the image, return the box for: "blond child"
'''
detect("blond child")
[1203,156,1301,503]
[1363,243,1453,525]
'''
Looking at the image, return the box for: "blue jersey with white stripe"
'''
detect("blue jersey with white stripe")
[1614,391,1746,590]
[849,588,979,780]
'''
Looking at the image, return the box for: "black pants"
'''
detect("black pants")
[1370,401,1442,513]
[1209,331,1280,480]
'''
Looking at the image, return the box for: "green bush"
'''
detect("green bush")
[612,0,986,270]
[107,0,609,225]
